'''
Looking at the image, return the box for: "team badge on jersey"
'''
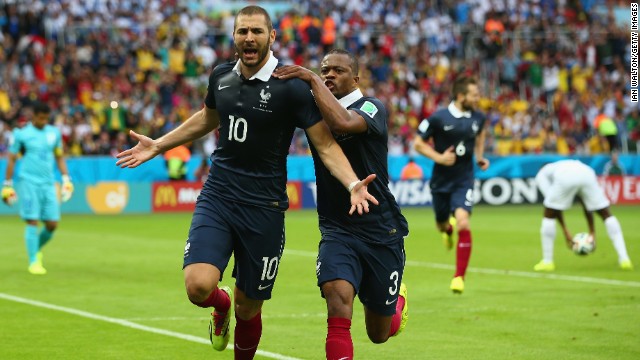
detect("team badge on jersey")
[359,101,378,118]
[260,87,271,104]
[472,121,479,134]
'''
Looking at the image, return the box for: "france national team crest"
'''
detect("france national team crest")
[359,101,378,118]
[259,87,271,104]
[472,121,479,134]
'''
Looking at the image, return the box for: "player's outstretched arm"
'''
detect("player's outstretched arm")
[116,107,220,168]
[305,121,379,215]
[273,65,367,134]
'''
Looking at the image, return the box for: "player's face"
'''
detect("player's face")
[233,14,275,70]
[319,54,358,99]
[33,112,50,129]
[460,84,480,112]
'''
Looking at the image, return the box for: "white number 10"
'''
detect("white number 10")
[228,115,248,142]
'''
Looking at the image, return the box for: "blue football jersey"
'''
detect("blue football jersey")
[9,123,62,185]
[417,103,486,192]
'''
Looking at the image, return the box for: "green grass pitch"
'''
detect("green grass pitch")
[0,205,639,359]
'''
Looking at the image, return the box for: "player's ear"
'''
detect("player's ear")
[269,29,276,46]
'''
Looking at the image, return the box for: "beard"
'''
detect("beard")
[461,99,475,112]
[235,42,270,68]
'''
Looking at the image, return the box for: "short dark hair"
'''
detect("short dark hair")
[326,48,359,76]
[235,5,273,33]
[31,101,51,115]
[452,75,477,99]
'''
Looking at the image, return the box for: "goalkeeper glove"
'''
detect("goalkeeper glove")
[2,180,17,206]
[61,175,74,202]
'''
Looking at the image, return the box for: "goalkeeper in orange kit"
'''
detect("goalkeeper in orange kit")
[2,102,74,275]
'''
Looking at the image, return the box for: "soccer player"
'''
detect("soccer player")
[1,102,74,275]
[116,6,378,359]
[413,75,489,294]
[533,159,633,271]
[274,49,409,359]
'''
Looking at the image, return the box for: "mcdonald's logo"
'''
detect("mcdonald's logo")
[286,181,302,210]
[152,182,202,212]
[154,185,177,207]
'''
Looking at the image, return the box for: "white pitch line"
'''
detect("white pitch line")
[285,249,640,288]
[0,293,302,360]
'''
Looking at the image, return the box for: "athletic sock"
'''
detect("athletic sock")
[454,229,472,278]
[235,312,262,360]
[326,317,353,360]
[192,287,231,312]
[541,218,556,263]
[388,294,406,337]
[445,224,453,236]
[39,228,54,249]
[604,216,630,262]
[25,225,39,265]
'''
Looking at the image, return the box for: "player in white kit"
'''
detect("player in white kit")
[534,159,633,271]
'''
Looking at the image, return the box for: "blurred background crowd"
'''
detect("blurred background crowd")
[0,0,638,160]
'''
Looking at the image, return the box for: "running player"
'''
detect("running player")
[413,75,489,294]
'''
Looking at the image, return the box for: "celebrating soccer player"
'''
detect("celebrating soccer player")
[2,101,74,275]
[116,6,377,359]
[413,75,489,294]
[274,49,409,359]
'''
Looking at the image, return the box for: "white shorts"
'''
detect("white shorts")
[543,166,610,211]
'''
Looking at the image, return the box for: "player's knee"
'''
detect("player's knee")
[184,277,216,304]
[456,218,470,231]
[45,223,57,232]
[235,296,262,320]
[366,329,389,344]
[323,284,354,318]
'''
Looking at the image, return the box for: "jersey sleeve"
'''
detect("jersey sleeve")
[204,64,231,109]
[53,128,63,156]
[417,113,439,140]
[288,78,322,129]
[8,128,21,155]
[351,98,387,136]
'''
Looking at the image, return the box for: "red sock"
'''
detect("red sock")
[388,294,406,336]
[326,317,353,360]
[192,287,231,313]
[455,229,472,278]
[234,312,262,360]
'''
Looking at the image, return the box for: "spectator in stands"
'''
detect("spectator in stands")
[400,157,424,180]
[602,151,626,176]
[164,144,191,181]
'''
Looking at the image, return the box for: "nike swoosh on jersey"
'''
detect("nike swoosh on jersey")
[385,298,398,305]
[258,283,272,290]
[443,125,455,131]
[218,84,230,90]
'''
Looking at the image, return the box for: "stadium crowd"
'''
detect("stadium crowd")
[0,0,638,159]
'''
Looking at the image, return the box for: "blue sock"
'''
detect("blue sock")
[25,225,39,265]
[39,228,54,249]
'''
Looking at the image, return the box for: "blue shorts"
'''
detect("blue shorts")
[183,193,285,301]
[316,226,405,316]
[18,181,60,221]
[432,186,474,223]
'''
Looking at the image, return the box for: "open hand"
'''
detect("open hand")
[349,174,380,215]
[273,65,317,83]
[115,130,161,168]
